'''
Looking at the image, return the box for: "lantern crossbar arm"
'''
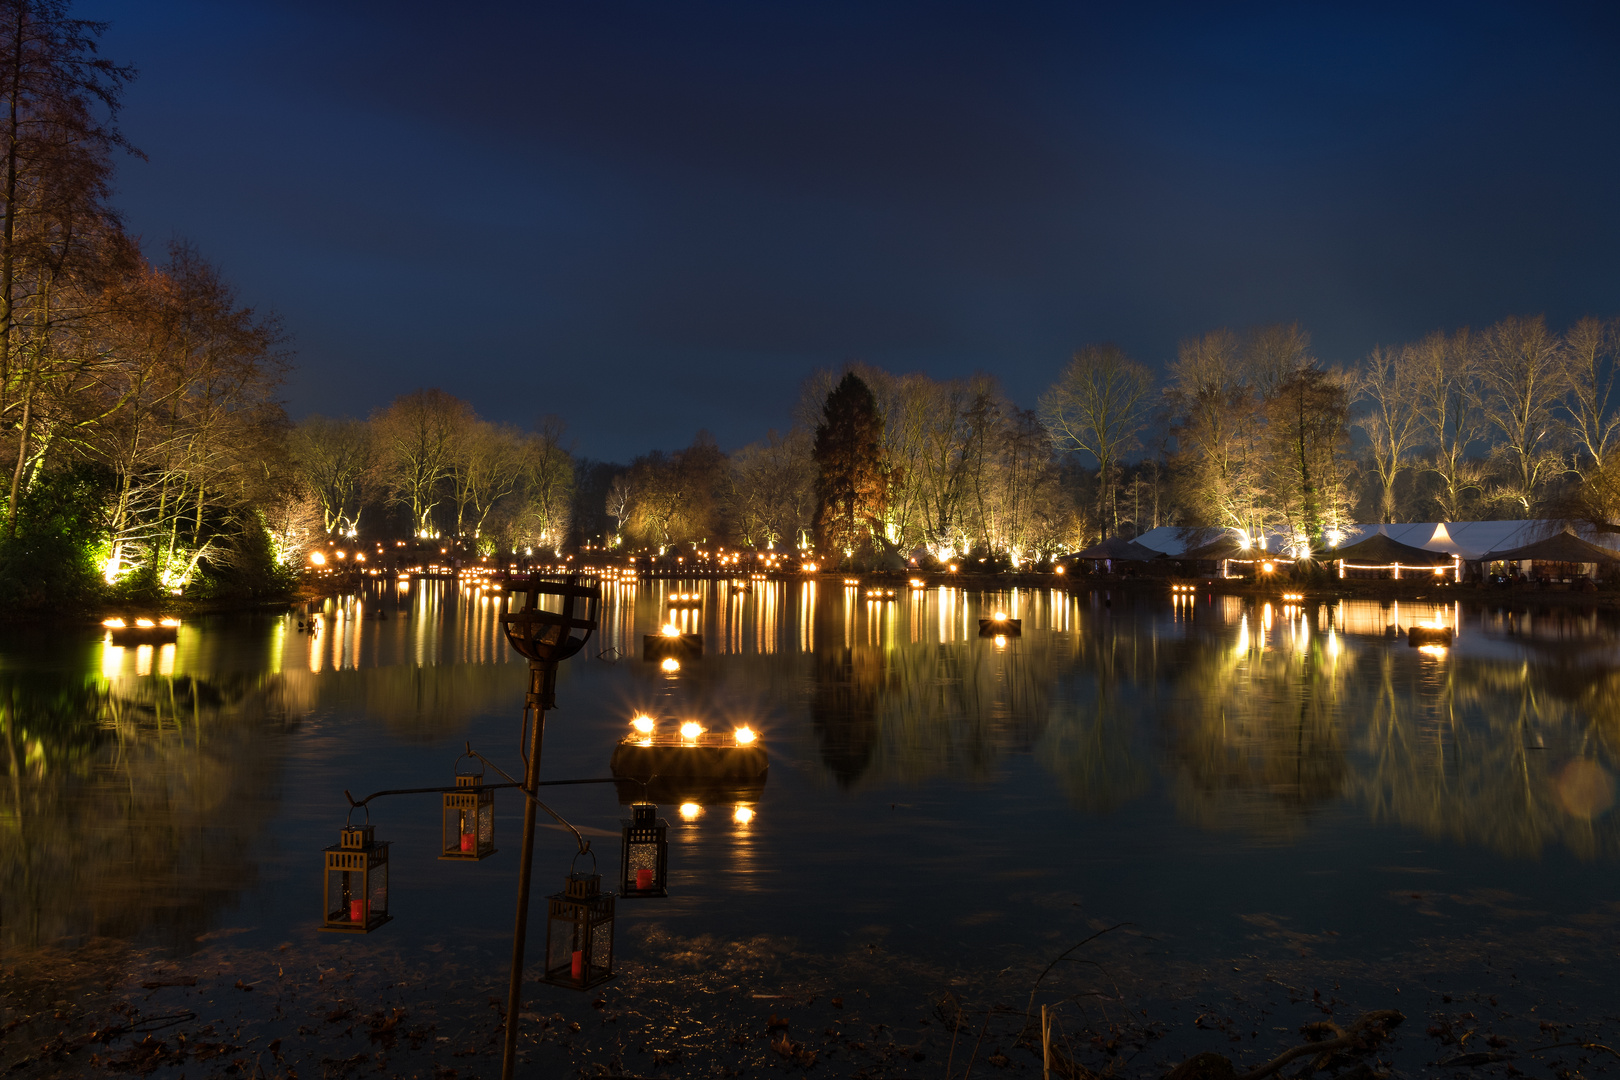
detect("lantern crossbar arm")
[342,777,618,808]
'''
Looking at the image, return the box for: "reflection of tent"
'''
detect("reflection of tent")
[1330,532,1452,565]
[1066,536,1161,562]
[1482,529,1620,565]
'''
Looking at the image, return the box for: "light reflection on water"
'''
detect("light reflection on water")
[1,580,1618,986]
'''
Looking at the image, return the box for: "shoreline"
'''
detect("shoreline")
[14,568,1620,632]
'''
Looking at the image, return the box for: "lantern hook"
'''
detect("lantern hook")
[569,843,597,875]
[453,743,485,779]
[465,746,591,856]
[343,803,370,829]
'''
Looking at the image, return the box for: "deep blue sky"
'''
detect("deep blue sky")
[83,1,1620,461]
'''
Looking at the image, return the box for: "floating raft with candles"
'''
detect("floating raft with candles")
[1406,625,1453,647]
[977,616,1022,637]
[610,727,769,805]
[643,632,703,660]
[103,617,181,645]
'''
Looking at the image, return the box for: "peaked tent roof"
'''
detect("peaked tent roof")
[1330,531,1452,565]
[1183,534,1251,560]
[1067,536,1161,561]
[1483,529,1620,564]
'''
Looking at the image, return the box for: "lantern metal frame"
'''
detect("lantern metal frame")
[618,801,669,898]
[321,810,392,934]
[440,754,497,861]
[541,851,617,991]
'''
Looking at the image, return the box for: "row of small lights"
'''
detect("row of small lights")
[628,713,757,746]
[102,617,181,629]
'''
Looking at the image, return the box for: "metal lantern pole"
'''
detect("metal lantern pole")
[496,576,600,1080]
[502,660,551,1080]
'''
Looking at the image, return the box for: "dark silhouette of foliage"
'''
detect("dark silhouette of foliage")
[812,372,887,561]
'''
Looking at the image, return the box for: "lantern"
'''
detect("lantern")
[440,758,496,861]
[321,821,391,933]
[542,858,616,990]
[619,802,668,898]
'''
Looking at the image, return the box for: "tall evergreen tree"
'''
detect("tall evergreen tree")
[812,372,886,561]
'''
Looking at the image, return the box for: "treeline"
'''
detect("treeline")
[571,313,1620,566]
[0,1,288,609]
[280,312,1620,575]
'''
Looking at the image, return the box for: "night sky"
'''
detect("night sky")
[85,1,1620,461]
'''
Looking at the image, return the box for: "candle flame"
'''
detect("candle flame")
[631,714,655,734]
[733,805,754,824]
[102,618,126,628]
[661,623,680,637]
[679,802,701,821]
[680,721,703,740]
[734,726,756,745]
[994,611,1007,621]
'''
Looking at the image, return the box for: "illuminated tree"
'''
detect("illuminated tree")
[1042,344,1154,538]
[1479,315,1567,515]
[288,415,374,536]
[812,372,887,561]
[1355,344,1425,523]
[371,388,472,538]
[0,0,139,538]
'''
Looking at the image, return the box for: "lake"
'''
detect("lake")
[3,578,1618,1078]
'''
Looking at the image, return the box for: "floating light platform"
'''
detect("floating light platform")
[103,617,181,645]
[977,612,1021,637]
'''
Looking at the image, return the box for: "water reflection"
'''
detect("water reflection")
[4,585,1620,956]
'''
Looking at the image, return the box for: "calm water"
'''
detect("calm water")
[4,578,1620,1068]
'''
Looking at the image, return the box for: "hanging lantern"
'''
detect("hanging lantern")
[619,802,669,898]
[321,819,391,933]
[440,757,496,861]
[542,855,616,990]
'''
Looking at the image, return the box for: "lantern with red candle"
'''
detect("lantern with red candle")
[541,854,616,991]
[618,802,668,898]
[440,755,496,862]
[320,818,391,933]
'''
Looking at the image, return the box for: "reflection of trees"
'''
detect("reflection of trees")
[1352,654,1619,859]
[0,672,296,950]
[807,597,1064,788]
[1159,618,1348,841]
[1035,617,1149,812]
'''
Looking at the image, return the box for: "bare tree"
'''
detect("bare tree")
[515,416,573,553]
[288,415,373,535]
[1561,316,1620,476]
[1355,344,1425,523]
[371,388,472,537]
[1409,329,1485,520]
[1166,328,1265,539]
[1040,344,1155,537]
[1478,316,1567,516]
[1,0,140,536]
